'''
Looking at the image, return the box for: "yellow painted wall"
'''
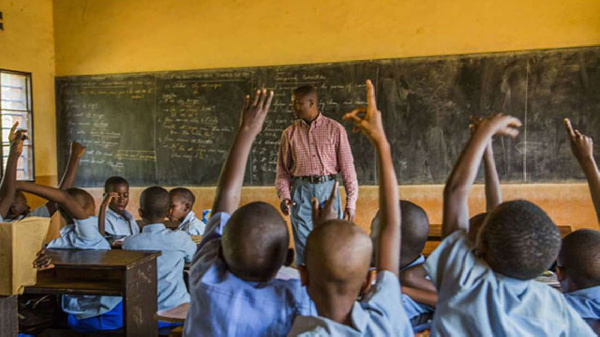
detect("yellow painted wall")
[53,0,600,76]
[44,0,600,240]
[0,0,57,183]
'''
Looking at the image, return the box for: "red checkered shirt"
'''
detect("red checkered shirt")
[275,113,358,210]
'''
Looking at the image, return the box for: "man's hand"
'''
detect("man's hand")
[240,89,274,137]
[564,118,594,162]
[33,248,54,271]
[344,207,355,222]
[311,181,339,226]
[342,80,386,145]
[280,198,295,216]
[70,141,86,159]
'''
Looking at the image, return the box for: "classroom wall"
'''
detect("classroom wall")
[44,0,600,239]
[0,0,57,205]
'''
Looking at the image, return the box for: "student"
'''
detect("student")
[98,176,139,238]
[288,80,413,336]
[558,119,600,333]
[122,186,195,326]
[6,141,85,221]
[370,200,435,329]
[184,89,315,336]
[16,183,123,333]
[424,113,593,335]
[169,187,206,235]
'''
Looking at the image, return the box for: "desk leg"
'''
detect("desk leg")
[123,259,158,337]
[0,296,17,337]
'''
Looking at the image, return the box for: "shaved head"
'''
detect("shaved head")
[559,229,600,290]
[66,188,96,216]
[305,220,373,296]
[221,202,289,282]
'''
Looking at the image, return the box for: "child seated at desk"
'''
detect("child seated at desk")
[169,187,206,235]
[557,119,600,333]
[184,90,315,336]
[98,176,139,238]
[16,183,123,333]
[423,113,593,335]
[122,186,196,328]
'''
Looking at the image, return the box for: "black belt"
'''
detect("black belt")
[295,174,337,184]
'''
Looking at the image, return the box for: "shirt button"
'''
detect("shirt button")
[313,155,316,158]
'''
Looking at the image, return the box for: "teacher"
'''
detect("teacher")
[275,85,358,265]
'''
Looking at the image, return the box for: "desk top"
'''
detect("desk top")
[46,249,161,270]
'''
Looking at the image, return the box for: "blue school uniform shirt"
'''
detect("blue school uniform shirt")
[46,216,122,319]
[102,208,139,237]
[424,230,594,336]
[564,285,600,320]
[183,212,315,337]
[5,205,51,222]
[122,223,195,311]
[400,255,435,321]
[288,270,414,336]
[178,211,206,235]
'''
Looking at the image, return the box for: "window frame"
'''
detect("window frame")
[0,68,36,182]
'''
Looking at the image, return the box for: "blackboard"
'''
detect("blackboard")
[56,46,600,187]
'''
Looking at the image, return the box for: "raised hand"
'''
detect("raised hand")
[476,113,522,138]
[70,141,86,159]
[240,89,274,137]
[564,118,594,162]
[311,180,339,226]
[102,192,119,206]
[8,121,19,143]
[342,80,386,145]
[11,129,28,156]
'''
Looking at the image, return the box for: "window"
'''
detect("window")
[0,70,34,180]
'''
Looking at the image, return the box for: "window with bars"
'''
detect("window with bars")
[0,70,34,180]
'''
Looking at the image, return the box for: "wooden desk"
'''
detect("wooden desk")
[25,249,161,337]
[0,296,17,337]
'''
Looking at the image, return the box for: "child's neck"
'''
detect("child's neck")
[313,291,356,328]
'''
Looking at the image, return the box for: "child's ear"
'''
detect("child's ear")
[298,264,309,287]
[184,202,192,213]
[360,269,377,297]
[138,208,144,219]
[284,248,294,267]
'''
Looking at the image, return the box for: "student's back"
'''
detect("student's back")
[426,115,593,336]
[122,186,195,311]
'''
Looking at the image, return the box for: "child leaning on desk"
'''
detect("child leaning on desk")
[16,181,123,332]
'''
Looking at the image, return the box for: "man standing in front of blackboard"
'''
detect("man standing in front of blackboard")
[276,85,358,266]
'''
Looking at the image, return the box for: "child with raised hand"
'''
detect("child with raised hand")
[7,140,85,222]
[424,114,593,335]
[564,118,600,223]
[16,182,122,333]
[557,119,600,333]
[288,80,413,336]
[183,89,315,336]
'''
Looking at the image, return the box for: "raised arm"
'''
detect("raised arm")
[16,182,87,220]
[343,80,400,277]
[212,90,274,214]
[0,124,26,218]
[564,118,600,223]
[42,141,87,215]
[443,114,521,238]
[470,117,502,212]
[98,192,117,236]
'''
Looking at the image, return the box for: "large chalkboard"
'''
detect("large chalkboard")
[56,46,600,187]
